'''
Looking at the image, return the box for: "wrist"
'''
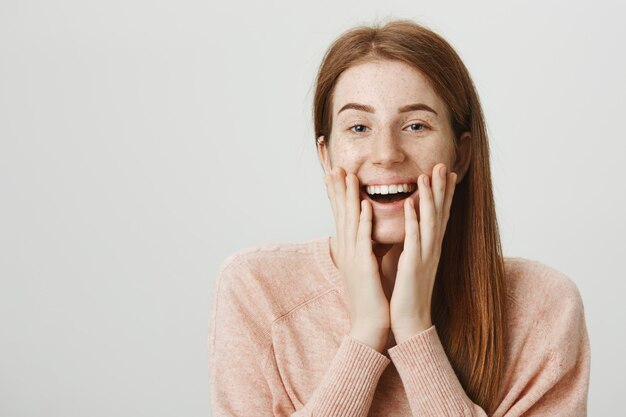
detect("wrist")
[391,320,432,345]
[349,326,389,353]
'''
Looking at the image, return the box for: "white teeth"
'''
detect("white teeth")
[366,183,416,195]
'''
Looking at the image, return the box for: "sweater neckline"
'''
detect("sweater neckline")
[314,236,342,286]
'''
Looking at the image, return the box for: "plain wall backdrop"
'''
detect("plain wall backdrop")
[1,0,624,415]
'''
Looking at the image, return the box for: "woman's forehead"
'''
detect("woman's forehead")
[332,60,444,117]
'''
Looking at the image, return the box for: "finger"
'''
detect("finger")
[441,172,457,235]
[324,172,337,218]
[356,199,373,251]
[325,170,341,237]
[345,172,360,248]
[334,167,348,251]
[433,163,446,218]
[403,197,421,261]
[418,173,436,259]
[327,168,347,258]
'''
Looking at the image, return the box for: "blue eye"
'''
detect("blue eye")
[406,123,426,132]
[349,124,369,134]
[348,123,427,134]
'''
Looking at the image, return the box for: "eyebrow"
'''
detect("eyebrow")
[337,102,438,116]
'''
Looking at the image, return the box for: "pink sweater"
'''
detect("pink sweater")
[208,236,590,416]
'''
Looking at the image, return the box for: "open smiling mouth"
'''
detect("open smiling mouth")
[361,183,418,204]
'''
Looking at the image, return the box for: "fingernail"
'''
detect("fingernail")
[440,165,446,178]
[425,175,430,187]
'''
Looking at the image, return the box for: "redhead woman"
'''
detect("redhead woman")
[208,19,590,416]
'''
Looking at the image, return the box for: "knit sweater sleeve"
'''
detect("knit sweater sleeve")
[208,256,390,416]
[387,273,590,416]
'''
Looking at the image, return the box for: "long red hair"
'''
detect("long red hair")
[313,19,507,413]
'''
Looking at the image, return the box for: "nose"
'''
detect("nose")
[370,129,405,167]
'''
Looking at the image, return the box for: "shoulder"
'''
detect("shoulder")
[503,257,587,352]
[496,258,590,411]
[218,238,322,273]
[213,237,336,325]
[503,257,583,310]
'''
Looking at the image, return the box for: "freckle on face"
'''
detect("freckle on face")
[323,60,458,245]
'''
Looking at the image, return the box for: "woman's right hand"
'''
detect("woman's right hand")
[324,166,390,352]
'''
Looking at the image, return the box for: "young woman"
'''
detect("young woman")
[208,19,590,416]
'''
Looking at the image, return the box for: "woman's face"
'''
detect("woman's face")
[317,59,471,244]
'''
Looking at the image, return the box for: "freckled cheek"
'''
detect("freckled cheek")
[410,144,455,165]
[332,145,367,165]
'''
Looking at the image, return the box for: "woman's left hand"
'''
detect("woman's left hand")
[389,163,457,345]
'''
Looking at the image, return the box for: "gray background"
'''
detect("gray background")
[1,0,624,415]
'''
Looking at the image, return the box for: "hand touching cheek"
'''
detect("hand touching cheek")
[324,167,390,352]
[389,163,457,344]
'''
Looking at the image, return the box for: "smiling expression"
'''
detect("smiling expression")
[317,59,471,244]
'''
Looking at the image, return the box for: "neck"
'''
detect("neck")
[329,236,403,301]
[375,242,403,300]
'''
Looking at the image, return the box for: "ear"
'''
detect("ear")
[316,135,332,174]
[452,131,471,184]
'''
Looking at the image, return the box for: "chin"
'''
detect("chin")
[371,220,405,244]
